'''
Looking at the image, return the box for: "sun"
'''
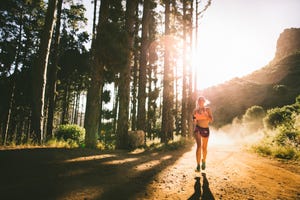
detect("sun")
[191,28,271,91]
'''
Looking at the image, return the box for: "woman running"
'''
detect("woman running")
[193,96,213,172]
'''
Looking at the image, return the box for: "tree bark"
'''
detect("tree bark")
[84,0,109,148]
[161,0,174,143]
[137,0,150,132]
[31,0,58,144]
[131,4,140,131]
[181,0,188,137]
[116,0,138,149]
[46,0,63,139]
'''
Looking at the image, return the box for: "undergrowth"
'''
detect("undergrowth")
[251,95,300,160]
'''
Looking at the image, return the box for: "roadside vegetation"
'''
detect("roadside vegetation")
[0,122,192,152]
[250,95,300,160]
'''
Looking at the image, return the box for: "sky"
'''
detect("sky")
[83,0,300,90]
[195,0,300,89]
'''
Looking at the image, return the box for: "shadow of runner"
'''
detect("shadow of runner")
[188,173,215,200]
[202,172,215,200]
[188,177,201,200]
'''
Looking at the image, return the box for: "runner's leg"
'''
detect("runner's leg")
[195,132,202,166]
[201,136,209,163]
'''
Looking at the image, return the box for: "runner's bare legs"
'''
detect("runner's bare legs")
[195,132,202,170]
[201,137,209,164]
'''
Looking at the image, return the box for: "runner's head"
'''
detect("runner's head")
[197,96,210,106]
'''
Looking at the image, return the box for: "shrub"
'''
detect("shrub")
[243,105,265,122]
[253,144,272,156]
[295,95,300,104]
[273,146,298,159]
[46,138,78,148]
[252,95,300,160]
[55,124,85,146]
[242,106,265,132]
[263,107,294,129]
[275,127,300,147]
[273,84,288,96]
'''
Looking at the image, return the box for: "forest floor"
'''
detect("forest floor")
[1,134,300,200]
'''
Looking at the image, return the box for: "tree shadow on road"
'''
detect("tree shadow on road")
[0,143,194,200]
[188,172,215,200]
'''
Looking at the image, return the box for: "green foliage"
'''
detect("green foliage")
[253,144,272,156]
[296,95,300,104]
[273,84,288,96]
[263,107,294,129]
[45,138,79,148]
[162,138,191,151]
[99,122,116,150]
[55,124,85,146]
[146,137,193,151]
[243,105,265,122]
[274,127,300,147]
[253,95,300,160]
[238,105,266,133]
[273,146,299,159]
[253,136,300,160]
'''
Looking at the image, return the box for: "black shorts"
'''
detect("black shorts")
[194,125,210,137]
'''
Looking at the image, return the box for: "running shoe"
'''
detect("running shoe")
[195,164,200,172]
[201,161,206,170]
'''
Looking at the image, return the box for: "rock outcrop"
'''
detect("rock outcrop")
[274,28,300,61]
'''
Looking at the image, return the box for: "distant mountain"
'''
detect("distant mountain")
[201,28,300,127]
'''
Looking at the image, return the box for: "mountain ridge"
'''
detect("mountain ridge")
[200,28,300,127]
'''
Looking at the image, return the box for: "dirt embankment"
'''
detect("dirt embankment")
[0,138,300,200]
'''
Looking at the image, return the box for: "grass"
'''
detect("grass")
[1,134,194,153]
[145,136,194,152]
[252,140,300,160]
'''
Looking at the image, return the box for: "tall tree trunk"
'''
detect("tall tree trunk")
[194,0,199,90]
[31,0,58,144]
[4,79,15,145]
[161,0,174,143]
[147,11,158,138]
[181,0,188,137]
[3,9,24,145]
[112,84,119,135]
[188,1,195,137]
[116,0,138,149]
[46,0,63,139]
[92,0,98,39]
[61,82,69,124]
[72,90,80,124]
[84,0,109,148]
[131,4,140,131]
[137,0,150,132]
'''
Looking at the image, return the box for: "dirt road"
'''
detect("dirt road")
[1,136,300,200]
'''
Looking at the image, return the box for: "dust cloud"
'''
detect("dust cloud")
[209,120,264,147]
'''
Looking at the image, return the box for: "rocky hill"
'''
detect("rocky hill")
[275,28,300,61]
[201,28,300,127]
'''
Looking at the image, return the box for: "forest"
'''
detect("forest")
[0,0,213,149]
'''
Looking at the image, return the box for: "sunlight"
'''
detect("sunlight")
[191,0,300,90]
[63,154,116,163]
[135,155,172,172]
[102,157,139,165]
[192,28,266,90]
[209,131,235,146]
[59,187,102,200]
